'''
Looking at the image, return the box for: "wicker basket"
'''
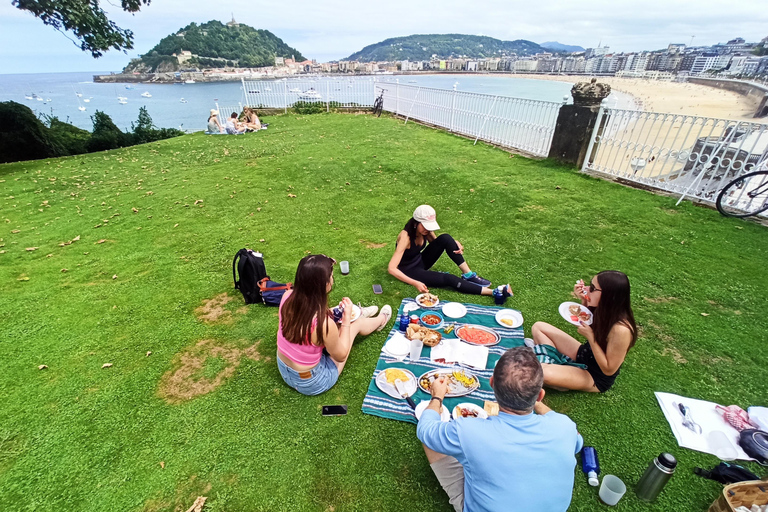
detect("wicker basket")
[709,480,768,512]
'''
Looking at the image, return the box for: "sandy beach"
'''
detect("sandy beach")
[512,74,757,121]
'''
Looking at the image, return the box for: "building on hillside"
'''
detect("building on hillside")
[175,50,193,65]
[691,53,732,74]
[275,56,285,67]
[226,15,239,28]
[667,44,686,54]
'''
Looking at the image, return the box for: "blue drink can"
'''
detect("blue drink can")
[331,306,343,323]
[399,314,409,332]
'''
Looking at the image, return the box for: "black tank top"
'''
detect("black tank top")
[397,230,426,270]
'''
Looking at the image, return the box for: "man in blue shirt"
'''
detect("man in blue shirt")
[417,347,583,512]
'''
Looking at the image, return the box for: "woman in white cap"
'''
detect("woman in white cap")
[387,205,513,303]
[206,109,224,134]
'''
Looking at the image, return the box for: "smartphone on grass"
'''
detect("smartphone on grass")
[322,405,348,416]
[372,284,383,294]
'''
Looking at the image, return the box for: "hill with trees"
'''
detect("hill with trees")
[123,20,305,72]
[344,34,545,61]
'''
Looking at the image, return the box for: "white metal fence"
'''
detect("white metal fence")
[379,84,562,157]
[242,78,375,110]
[215,102,243,119]
[582,107,768,208]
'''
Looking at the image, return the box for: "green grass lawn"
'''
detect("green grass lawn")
[1,112,767,512]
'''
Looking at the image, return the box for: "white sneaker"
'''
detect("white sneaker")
[376,305,393,331]
[360,305,379,318]
[524,338,535,348]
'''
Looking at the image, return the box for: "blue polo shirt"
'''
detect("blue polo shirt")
[417,408,583,512]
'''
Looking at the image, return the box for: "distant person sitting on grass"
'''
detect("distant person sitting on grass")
[417,347,583,512]
[531,270,637,393]
[206,109,224,134]
[387,204,513,303]
[225,112,246,134]
[277,254,393,396]
[242,107,266,131]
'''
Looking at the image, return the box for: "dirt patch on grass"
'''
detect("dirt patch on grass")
[142,475,213,512]
[359,239,387,249]
[517,204,546,212]
[643,296,678,304]
[157,339,263,404]
[661,347,688,364]
[194,293,234,324]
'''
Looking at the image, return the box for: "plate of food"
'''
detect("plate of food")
[452,402,489,420]
[415,293,440,308]
[442,302,467,319]
[495,309,524,329]
[418,368,480,398]
[558,302,593,326]
[455,324,501,346]
[415,399,451,422]
[375,367,418,399]
[406,324,442,347]
[350,304,362,322]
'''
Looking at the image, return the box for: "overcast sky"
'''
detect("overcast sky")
[1,0,766,74]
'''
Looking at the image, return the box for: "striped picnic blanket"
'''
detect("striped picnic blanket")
[361,298,524,424]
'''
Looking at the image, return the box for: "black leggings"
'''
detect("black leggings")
[399,234,484,295]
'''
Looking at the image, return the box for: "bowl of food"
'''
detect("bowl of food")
[415,292,439,308]
[420,311,444,330]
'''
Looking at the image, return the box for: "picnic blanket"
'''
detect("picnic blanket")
[362,298,524,424]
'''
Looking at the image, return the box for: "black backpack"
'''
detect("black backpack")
[694,462,761,484]
[233,249,268,304]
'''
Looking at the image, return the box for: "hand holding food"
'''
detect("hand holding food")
[340,297,353,325]
[431,375,449,399]
[573,279,587,300]
[415,281,429,294]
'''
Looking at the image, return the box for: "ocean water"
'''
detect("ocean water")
[0,71,630,133]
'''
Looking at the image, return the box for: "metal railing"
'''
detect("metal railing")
[215,102,243,119]
[242,78,375,111]
[582,106,768,208]
[379,83,563,157]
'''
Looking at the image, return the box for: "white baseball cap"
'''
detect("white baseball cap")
[413,204,440,231]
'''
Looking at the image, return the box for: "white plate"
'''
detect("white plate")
[415,293,440,309]
[383,333,410,357]
[350,304,362,322]
[495,309,523,328]
[442,302,467,319]
[452,402,489,420]
[375,368,418,399]
[415,400,451,422]
[558,302,593,326]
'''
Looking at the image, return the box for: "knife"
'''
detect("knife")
[394,379,416,409]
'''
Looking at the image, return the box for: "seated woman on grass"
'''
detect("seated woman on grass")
[531,270,637,393]
[277,254,392,396]
[206,109,224,134]
[242,107,263,131]
[387,205,513,303]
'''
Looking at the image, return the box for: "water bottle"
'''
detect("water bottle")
[581,446,600,486]
[399,313,409,332]
[635,453,677,502]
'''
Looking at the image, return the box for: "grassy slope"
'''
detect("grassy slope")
[1,113,766,512]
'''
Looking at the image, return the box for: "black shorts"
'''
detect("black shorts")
[576,344,619,393]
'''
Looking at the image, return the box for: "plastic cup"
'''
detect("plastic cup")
[410,338,423,362]
[599,475,626,506]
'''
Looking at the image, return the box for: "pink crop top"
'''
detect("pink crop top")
[277,290,324,366]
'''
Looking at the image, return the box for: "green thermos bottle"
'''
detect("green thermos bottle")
[636,453,677,502]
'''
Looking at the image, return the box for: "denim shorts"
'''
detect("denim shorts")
[277,353,339,396]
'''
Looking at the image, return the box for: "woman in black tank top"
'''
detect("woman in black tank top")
[530,271,637,393]
[387,205,513,303]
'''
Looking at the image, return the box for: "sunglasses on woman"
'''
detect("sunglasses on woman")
[589,283,602,292]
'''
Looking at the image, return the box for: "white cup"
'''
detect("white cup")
[599,475,626,506]
[410,338,423,362]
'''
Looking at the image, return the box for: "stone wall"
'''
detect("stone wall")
[687,77,768,118]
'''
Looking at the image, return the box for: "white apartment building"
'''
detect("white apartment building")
[691,54,732,74]
[514,59,538,72]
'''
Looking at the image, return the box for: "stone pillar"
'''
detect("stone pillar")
[548,78,612,167]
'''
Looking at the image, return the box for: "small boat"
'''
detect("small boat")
[117,96,127,101]
[46,98,52,102]
[78,106,86,111]
[298,89,322,100]
[141,92,152,98]
[36,96,43,101]
[76,93,82,97]
[184,79,195,84]
[125,85,135,90]
[180,98,188,103]
[289,88,301,93]
[118,99,128,105]
[83,98,90,103]
[24,94,33,100]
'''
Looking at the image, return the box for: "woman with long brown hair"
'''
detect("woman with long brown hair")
[277,254,392,395]
[242,107,262,131]
[531,271,637,393]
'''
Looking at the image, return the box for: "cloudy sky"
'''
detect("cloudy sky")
[1,0,766,74]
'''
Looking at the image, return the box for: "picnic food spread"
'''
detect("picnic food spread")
[421,314,442,326]
[456,325,500,346]
[455,405,480,418]
[406,324,442,347]
[416,293,439,307]
[384,368,410,384]
[500,317,515,327]
[418,369,480,397]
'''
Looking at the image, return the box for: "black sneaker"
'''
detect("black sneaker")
[462,271,491,287]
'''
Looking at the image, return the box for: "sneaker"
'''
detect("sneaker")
[492,284,513,305]
[462,271,491,287]
[524,338,536,348]
[376,305,393,332]
[360,305,379,318]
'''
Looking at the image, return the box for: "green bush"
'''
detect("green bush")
[87,110,132,152]
[292,101,326,114]
[46,116,91,156]
[0,101,60,164]
[131,107,184,145]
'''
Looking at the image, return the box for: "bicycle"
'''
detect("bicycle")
[372,88,385,117]
[716,164,768,218]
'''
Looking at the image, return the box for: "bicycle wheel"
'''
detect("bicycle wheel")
[716,170,768,217]
[372,97,383,117]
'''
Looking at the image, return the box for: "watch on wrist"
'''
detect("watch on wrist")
[431,396,443,407]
